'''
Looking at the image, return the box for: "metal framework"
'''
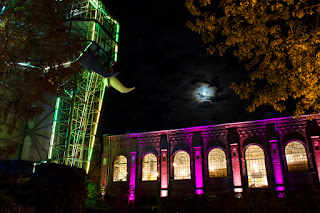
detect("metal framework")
[48,0,119,173]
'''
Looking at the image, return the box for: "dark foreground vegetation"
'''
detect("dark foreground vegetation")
[1,161,320,213]
[0,161,86,213]
[160,191,320,213]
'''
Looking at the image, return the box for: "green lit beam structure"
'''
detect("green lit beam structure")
[48,0,123,173]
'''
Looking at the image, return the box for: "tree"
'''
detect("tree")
[0,0,83,132]
[186,0,320,116]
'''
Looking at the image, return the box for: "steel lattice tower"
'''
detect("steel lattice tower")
[48,0,119,173]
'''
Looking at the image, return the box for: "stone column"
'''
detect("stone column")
[129,151,136,203]
[160,149,169,197]
[160,134,169,197]
[230,143,242,192]
[311,136,320,182]
[269,140,285,191]
[101,138,110,191]
[100,154,108,187]
[99,153,109,197]
[194,146,204,194]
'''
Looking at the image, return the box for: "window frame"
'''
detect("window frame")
[244,144,268,188]
[141,153,158,181]
[113,155,128,182]
[207,147,228,178]
[284,140,309,173]
[173,150,191,180]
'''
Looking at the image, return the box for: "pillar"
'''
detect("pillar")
[160,149,169,197]
[269,140,285,192]
[230,143,242,192]
[311,136,320,182]
[101,138,111,196]
[21,120,34,160]
[21,136,32,160]
[129,151,136,203]
[194,146,204,194]
[100,153,108,196]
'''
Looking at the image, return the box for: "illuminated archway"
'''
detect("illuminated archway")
[285,141,309,173]
[113,155,127,182]
[245,145,268,188]
[173,151,191,180]
[208,148,227,178]
[142,153,158,181]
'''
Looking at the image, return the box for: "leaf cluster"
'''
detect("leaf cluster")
[0,0,84,133]
[186,0,320,117]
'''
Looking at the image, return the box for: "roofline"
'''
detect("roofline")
[103,114,319,137]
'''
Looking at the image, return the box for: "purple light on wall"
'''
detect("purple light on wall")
[160,150,168,197]
[278,192,286,198]
[230,144,242,189]
[276,185,286,198]
[311,136,320,182]
[195,189,204,195]
[269,140,284,185]
[275,186,285,191]
[194,146,203,194]
[128,152,136,203]
[105,115,315,144]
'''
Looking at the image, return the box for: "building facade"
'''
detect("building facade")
[101,115,320,203]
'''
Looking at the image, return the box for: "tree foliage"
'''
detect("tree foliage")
[186,0,320,116]
[0,0,83,132]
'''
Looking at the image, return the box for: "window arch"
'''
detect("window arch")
[285,141,309,173]
[208,148,227,178]
[113,155,127,182]
[173,151,191,180]
[245,145,268,188]
[142,153,158,181]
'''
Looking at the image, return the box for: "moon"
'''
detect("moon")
[193,82,218,103]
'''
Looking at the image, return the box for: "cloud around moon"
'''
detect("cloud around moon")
[192,82,218,103]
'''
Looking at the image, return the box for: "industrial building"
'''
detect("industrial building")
[101,115,320,202]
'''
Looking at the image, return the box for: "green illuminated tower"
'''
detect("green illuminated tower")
[48,0,120,173]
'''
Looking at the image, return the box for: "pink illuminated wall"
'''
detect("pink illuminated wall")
[311,136,320,182]
[230,143,242,191]
[101,115,320,199]
[269,140,284,188]
[194,146,203,194]
[129,152,136,203]
[160,149,169,197]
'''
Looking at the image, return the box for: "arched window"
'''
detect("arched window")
[208,148,227,178]
[245,145,268,188]
[285,141,309,173]
[173,151,191,180]
[113,155,127,182]
[142,153,158,181]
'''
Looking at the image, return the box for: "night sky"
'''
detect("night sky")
[98,0,290,136]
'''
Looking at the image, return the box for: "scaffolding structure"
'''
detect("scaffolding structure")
[48,0,119,173]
